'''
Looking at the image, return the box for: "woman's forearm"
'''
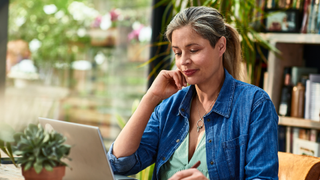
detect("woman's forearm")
[112,69,186,158]
[112,92,161,158]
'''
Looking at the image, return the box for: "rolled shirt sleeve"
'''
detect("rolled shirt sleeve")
[107,142,139,174]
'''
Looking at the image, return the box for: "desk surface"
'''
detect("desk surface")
[0,150,24,180]
[0,164,23,180]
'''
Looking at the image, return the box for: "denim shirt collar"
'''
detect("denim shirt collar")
[178,68,235,118]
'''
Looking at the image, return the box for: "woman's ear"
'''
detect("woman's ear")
[218,36,226,57]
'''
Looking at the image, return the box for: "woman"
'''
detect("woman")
[108,6,279,180]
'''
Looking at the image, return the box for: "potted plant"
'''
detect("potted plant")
[14,124,71,180]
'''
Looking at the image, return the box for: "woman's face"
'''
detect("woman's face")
[172,25,225,86]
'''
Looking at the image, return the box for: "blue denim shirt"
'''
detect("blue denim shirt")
[108,69,279,180]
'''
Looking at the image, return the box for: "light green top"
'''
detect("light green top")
[159,132,209,180]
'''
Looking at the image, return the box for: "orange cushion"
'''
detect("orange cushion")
[278,152,320,180]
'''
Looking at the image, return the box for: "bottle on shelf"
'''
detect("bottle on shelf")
[291,82,305,118]
[279,68,293,116]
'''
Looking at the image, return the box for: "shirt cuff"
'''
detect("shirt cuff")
[107,142,138,174]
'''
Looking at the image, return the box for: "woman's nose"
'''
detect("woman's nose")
[180,53,191,65]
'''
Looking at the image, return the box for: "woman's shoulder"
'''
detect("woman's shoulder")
[233,79,271,103]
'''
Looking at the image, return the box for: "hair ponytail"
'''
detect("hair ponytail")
[223,24,242,81]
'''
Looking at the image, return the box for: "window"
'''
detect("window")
[5,0,152,148]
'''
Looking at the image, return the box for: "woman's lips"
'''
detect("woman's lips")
[183,69,198,76]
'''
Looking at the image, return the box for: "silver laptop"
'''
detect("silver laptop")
[39,117,136,180]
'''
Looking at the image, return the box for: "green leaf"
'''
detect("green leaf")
[28,156,35,161]
[148,164,155,180]
[0,139,4,147]
[203,0,216,6]
[147,54,171,79]
[161,2,173,33]
[42,133,50,143]
[150,41,170,47]
[138,51,170,68]
[28,124,38,135]
[44,163,53,171]
[19,158,29,165]
[115,114,126,129]
[24,161,33,171]
[33,147,40,157]
[256,44,268,64]
[0,123,16,142]
[5,142,17,167]
[136,163,154,180]
[19,136,30,145]
[180,0,188,11]
[13,150,24,155]
[48,160,57,167]
[131,99,140,114]
[13,132,24,142]
[249,30,280,54]
[48,155,58,161]
[34,162,43,174]
[0,147,9,156]
[36,156,46,164]
[153,0,170,8]
[41,147,48,156]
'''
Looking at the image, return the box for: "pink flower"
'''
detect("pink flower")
[110,9,120,22]
[128,25,144,42]
[91,15,102,28]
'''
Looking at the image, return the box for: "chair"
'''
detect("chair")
[278,152,320,180]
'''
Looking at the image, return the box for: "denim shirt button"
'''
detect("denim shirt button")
[207,118,210,122]
[162,157,165,160]
[210,161,214,165]
[176,139,180,143]
[181,108,185,112]
[208,139,212,143]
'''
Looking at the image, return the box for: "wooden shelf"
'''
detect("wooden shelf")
[260,33,320,112]
[259,33,320,44]
[279,116,320,130]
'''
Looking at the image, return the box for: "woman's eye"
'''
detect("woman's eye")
[190,49,198,53]
[175,52,182,56]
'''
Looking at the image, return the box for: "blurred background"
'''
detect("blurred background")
[4,0,152,149]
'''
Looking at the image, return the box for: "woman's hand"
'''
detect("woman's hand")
[147,69,187,102]
[168,169,208,180]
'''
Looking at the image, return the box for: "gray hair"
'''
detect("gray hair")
[165,6,242,80]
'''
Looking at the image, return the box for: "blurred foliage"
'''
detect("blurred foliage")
[109,0,151,9]
[8,0,95,67]
[8,0,152,67]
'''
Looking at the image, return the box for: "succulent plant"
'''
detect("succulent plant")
[14,124,71,174]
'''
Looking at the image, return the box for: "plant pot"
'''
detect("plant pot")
[22,166,66,180]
